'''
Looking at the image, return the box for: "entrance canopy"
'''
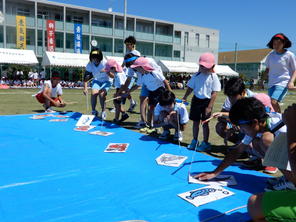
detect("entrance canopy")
[158,60,239,76]
[0,48,38,65]
[41,51,89,67]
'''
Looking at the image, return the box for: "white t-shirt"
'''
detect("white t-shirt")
[242,112,286,145]
[187,72,221,99]
[39,80,63,98]
[265,50,296,88]
[222,89,256,111]
[127,57,163,79]
[40,71,46,79]
[33,72,39,80]
[114,71,127,89]
[86,60,112,83]
[154,103,189,125]
[136,72,165,91]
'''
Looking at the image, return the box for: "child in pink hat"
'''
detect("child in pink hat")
[182,52,221,151]
[105,59,129,123]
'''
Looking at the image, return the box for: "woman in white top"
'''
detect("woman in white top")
[265,33,296,113]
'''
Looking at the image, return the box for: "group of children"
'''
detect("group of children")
[33,33,296,221]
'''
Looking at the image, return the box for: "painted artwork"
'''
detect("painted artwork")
[74,125,96,132]
[76,115,95,127]
[188,174,237,186]
[156,153,187,167]
[89,131,114,136]
[178,185,234,207]
[104,143,129,153]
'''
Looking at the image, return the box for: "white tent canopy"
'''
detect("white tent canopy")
[158,60,199,73]
[41,51,89,67]
[0,48,38,65]
[158,60,238,76]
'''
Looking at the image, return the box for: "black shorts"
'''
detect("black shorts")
[148,87,165,106]
[189,96,211,121]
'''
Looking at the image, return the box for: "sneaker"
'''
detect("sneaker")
[264,166,278,174]
[45,108,56,113]
[267,176,287,186]
[135,121,148,129]
[113,118,120,124]
[159,130,170,140]
[100,111,107,120]
[265,180,296,191]
[187,139,199,150]
[120,113,129,122]
[128,101,137,112]
[110,108,116,113]
[92,110,98,116]
[196,141,211,152]
[173,131,183,142]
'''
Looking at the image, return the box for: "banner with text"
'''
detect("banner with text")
[47,20,55,52]
[74,23,82,54]
[16,15,26,49]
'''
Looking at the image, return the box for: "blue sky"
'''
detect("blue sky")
[51,0,296,53]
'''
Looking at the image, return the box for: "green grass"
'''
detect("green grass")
[1,88,295,148]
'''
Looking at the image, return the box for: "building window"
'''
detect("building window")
[206,34,210,48]
[37,11,49,19]
[115,39,123,53]
[174,31,181,38]
[195,33,200,46]
[55,14,63,21]
[174,50,181,58]
[184,32,189,45]
[73,16,83,24]
[17,8,30,16]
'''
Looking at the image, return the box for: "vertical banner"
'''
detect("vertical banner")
[16,15,26,49]
[47,20,56,52]
[74,23,82,54]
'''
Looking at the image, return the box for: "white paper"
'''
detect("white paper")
[263,132,291,171]
[188,174,237,186]
[89,130,114,136]
[104,143,129,153]
[76,115,95,127]
[49,119,68,122]
[30,115,45,119]
[156,153,187,167]
[178,185,234,207]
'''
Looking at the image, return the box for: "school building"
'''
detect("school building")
[0,0,219,62]
[218,48,272,79]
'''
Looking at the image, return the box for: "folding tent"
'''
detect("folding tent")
[0,48,38,65]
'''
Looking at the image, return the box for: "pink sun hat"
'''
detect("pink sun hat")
[104,59,123,73]
[130,57,154,72]
[254,93,275,112]
[199,52,216,69]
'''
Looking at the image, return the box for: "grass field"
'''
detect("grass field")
[1,88,295,149]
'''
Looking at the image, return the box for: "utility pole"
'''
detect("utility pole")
[234,42,238,71]
[123,0,127,55]
[42,14,45,56]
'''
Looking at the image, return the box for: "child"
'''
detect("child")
[83,48,113,119]
[154,90,189,142]
[120,53,164,129]
[35,71,66,113]
[128,57,172,129]
[104,59,129,123]
[182,52,221,151]
[248,104,296,222]
[195,98,286,182]
[214,77,274,145]
[265,33,296,113]
[123,36,139,112]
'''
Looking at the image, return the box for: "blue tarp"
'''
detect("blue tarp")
[0,113,269,222]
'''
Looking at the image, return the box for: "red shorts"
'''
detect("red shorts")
[35,93,61,106]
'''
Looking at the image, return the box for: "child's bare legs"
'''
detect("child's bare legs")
[248,193,267,222]
[147,104,155,126]
[91,89,99,112]
[252,132,274,158]
[98,89,107,112]
[113,99,121,120]
[271,98,281,113]
[192,121,200,140]
[202,122,210,143]
[140,96,148,123]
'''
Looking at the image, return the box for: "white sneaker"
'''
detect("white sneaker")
[100,111,107,120]
[110,108,116,113]
[91,110,98,116]
[45,108,56,113]
[173,130,183,142]
[159,130,170,140]
[128,101,137,112]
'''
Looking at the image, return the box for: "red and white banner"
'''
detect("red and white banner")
[46,20,55,52]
